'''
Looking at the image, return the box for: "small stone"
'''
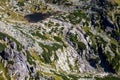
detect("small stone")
[10,41,17,49]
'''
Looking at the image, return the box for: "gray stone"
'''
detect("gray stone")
[10,41,17,50]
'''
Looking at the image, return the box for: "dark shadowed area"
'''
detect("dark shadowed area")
[24,13,49,23]
[24,11,62,23]
[98,45,115,73]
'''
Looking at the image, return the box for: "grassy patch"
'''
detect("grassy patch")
[0,62,10,80]
[54,36,63,42]
[69,33,86,52]
[51,70,80,80]
[95,35,107,47]
[8,60,14,65]
[113,57,120,71]
[69,33,78,43]
[68,74,80,80]
[39,43,63,64]
[0,32,23,51]
[83,27,93,36]
[18,29,35,43]
[0,43,6,52]
[67,10,86,24]
[26,51,36,66]
[48,21,54,27]
[51,70,69,80]
[17,1,25,7]
[77,41,86,52]
[96,76,120,80]
[31,31,48,40]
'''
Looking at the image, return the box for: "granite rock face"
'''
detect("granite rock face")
[0,0,120,80]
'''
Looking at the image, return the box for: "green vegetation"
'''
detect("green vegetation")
[54,36,67,47]
[111,55,120,73]
[83,26,120,71]
[18,29,35,43]
[52,43,63,50]
[67,56,73,71]
[17,1,25,6]
[51,70,80,80]
[105,51,113,61]
[0,62,10,80]
[0,75,4,80]
[69,33,86,52]
[58,73,69,80]
[46,0,72,6]
[68,63,73,71]
[104,38,120,73]
[35,72,40,80]
[74,59,80,71]
[83,26,108,53]
[106,51,120,73]
[8,60,14,65]
[51,70,69,80]
[95,35,107,47]
[0,32,23,51]
[54,36,63,42]
[68,74,80,80]
[69,33,78,43]
[39,43,63,64]
[83,26,93,36]
[51,27,58,33]
[110,43,117,53]
[112,30,120,39]
[48,21,54,27]
[67,10,86,24]
[55,23,60,26]
[31,31,48,40]
[96,76,120,80]
[0,43,6,52]
[84,27,107,47]
[77,42,86,52]
[26,51,36,66]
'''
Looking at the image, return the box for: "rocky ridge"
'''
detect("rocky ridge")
[0,0,120,80]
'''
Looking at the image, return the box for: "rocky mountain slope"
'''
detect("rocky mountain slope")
[0,0,120,80]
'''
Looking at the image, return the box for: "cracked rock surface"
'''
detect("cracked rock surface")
[0,0,120,80]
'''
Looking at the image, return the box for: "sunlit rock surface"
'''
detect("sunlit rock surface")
[0,0,120,80]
